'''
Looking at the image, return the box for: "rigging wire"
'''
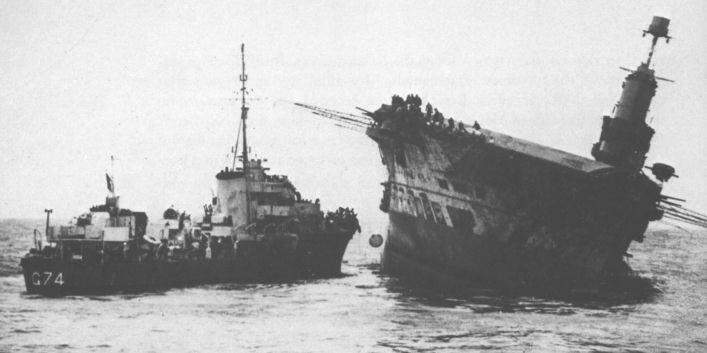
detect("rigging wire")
[231,118,243,169]
[291,102,372,131]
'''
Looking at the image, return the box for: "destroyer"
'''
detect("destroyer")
[298,17,706,288]
[20,45,359,295]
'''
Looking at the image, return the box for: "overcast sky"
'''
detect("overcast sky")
[1,0,705,234]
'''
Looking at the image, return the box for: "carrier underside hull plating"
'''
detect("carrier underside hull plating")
[382,203,646,288]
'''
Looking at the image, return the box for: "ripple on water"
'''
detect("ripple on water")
[0,224,704,352]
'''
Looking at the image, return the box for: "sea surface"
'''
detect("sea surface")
[0,219,705,352]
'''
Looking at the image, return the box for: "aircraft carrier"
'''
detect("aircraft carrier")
[297,17,707,288]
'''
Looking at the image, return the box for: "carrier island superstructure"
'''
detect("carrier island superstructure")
[298,17,706,287]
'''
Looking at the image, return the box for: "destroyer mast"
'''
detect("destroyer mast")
[19,42,360,296]
[238,43,251,224]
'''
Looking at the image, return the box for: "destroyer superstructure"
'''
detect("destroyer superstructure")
[20,44,359,295]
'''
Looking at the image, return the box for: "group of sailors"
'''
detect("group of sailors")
[264,174,288,183]
[375,94,481,133]
[148,227,209,261]
[147,228,239,261]
[325,207,362,233]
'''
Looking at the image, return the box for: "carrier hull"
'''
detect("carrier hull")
[382,210,643,288]
[368,122,660,288]
[21,233,352,295]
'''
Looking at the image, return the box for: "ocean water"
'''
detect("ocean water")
[0,219,705,352]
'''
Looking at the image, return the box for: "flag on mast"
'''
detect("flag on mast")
[106,155,116,194]
[105,173,114,193]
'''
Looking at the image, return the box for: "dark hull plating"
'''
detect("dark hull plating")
[21,234,352,295]
[382,211,639,289]
[368,124,659,287]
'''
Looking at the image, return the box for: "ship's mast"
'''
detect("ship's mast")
[643,16,671,68]
[239,43,251,224]
[43,209,52,247]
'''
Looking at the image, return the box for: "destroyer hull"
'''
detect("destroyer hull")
[21,233,352,295]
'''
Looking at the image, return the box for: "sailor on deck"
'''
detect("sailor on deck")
[156,239,169,260]
[433,109,444,126]
[391,95,404,107]
[458,121,467,132]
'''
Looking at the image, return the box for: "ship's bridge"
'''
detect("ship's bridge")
[213,158,319,228]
